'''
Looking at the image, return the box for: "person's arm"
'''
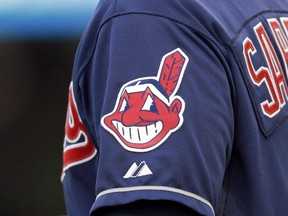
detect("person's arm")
[63,1,234,215]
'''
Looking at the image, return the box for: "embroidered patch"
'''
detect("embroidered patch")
[101,48,189,152]
[230,16,288,137]
[62,82,97,181]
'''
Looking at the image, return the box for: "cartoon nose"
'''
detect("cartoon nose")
[121,109,142,126]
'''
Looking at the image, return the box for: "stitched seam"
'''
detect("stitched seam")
[231,10,288,43]
[96,186,215,215]
[77,11,226,82]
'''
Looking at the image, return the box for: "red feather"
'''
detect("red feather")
[159,50,187,97]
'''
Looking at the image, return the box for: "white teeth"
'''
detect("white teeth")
[112,121,163,144]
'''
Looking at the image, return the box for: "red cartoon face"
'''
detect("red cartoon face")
[102,85,184,152]
[101,48,189,152]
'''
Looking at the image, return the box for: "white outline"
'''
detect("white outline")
[101,48,189,152]
[243,36,278,118]
[124,82,170,105]
[280,17,288,97]
[156,48,189,99]
[61,150,96,182]
[242,23,285,118]
[254,22,281,118]
[68,106,74,127]
[62,82,97,181]
[95,186,215,215]
[256,21,288,117]
[277,17,288,79]
[268,18,288,106]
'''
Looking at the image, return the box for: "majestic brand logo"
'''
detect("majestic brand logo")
[62,83,97,181]
[123,161,153,179]
[101,48,189,152]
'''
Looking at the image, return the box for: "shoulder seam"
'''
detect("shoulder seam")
[77,12,226,80]
[230,9,288,44]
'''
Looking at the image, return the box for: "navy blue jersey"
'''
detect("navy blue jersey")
[62,0,288,215]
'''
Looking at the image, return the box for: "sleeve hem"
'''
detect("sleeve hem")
[90,185,215,216]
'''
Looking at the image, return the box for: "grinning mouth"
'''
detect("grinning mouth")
[112,120,163,144]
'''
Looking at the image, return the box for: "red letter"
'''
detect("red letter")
[243,35,280,117]
[268,18,288,106]
[280,17,288,73]
[255,22,288,112]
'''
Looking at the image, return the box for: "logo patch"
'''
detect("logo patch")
[101,48,189,152]
[230,15,288,137]
[243,18,288,118]
[62,82,97,181]
[123,161,153,179]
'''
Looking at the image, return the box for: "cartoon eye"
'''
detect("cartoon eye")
[142,95,158,113]
[119,98,130,112]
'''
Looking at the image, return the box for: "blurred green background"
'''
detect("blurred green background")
[0,0,99,215]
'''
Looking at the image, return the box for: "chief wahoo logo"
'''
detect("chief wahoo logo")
[101,48,189,152]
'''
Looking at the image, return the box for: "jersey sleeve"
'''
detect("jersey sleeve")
[69,2,234,215]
